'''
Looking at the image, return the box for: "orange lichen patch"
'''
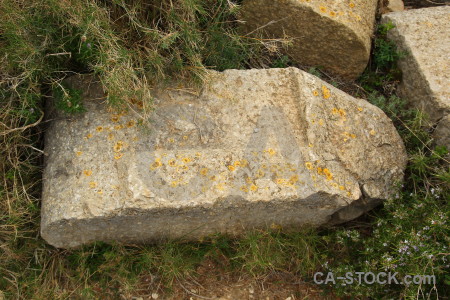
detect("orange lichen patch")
[265,148,276,156]
[114,153,124,160]
[323,168,333,181]
[228,165,236,172]
[170,181,178,187]
[305,162,313,170]
[350,133,356,138]
[168,159,176,167]
[97,189,103,195]
[240,186,249,193]
[210,175,217,181]
[338,109,346,117]
[150,159,162,170]
[111,115,120,123]
[319,6,327,13]
[250,184,258,192]
[113,141,124,152]
[96,126,104,132]
[317,167,324,175]
[349,2,355,8]
[107,133,114,141]
[182,157,192,164]
[370,129,376,135]
[83,170,92,176]
[76,151,83,157]
[89,181,97,188]
[275,178,285,185]
[357,107,363,112]
[289,175,299,185]
[332,108,339,115]
[126,120,136,128]
[234,161,241,167]
[313,90,319,96]
[199,168,208,176]
[339,185,345,191]
[322,85,331,99]
[329,11,336,17]
[114,124,123,130]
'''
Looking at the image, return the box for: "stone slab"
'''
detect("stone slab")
[41,68,407,248]
[382,6,450,148]
[239,0,378,79]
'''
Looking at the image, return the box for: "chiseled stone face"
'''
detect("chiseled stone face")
[382,6,450,149]
[41,68,407,248]
[239,0,378,79]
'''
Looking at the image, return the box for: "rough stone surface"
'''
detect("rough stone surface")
[41,68,407,248]
[380,0,405,14]
[239,0,378,79]
[382,7,450,148]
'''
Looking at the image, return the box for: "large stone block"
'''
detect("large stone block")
[239,0,378,79]
[41,68,407,248]
[382,7,450,148]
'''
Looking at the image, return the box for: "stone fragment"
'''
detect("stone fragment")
[239,0,378,79]
[382,7,450,148]
[41,68,407,248]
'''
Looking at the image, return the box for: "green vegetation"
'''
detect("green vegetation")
[1,1,448,299]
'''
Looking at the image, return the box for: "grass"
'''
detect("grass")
[1,1,449,299]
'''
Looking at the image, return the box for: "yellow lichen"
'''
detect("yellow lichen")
[86,133,93,139]
[240,159,249,167]
[182,157,192,164]
[319,6,327,13]
[96,126,103,132]
[107,133,114,141]
[329,11,336,17]
[349,2,355,8]
[168,159,176,167]
[234,161,241,167]
[228,165,235,171]
[323,168,333,181]
[266,148,276,156]
[318,119,325,126]
[317,167,324,175]
[250,184,258,192]
[111,115,120,122]
[182,135,188,140]
[313,90,319,96]
[210,175,217,181]
[150,159,162,170]
[113,141,123,152]
[256,169,265,178]
[76,151,83,156]
[370,129,376,135]
[339,185,345,190]
[357,107,363,112]
[338,109,346,117]
[97,189,103,195]
[350,133,356,138]
[322,85,331,99]
[276,178,285,185]
[168,138,175,143]
[126,120,136,128]
[199,168,208,176]
[305,162,313,170]
[83,170,92,176]
[89,181,97,188]
[308,143,314,148]
[195,152,202,157]
[240,186,249,193]
[114,124,123,130]
[289,175,299,185]
[114,153,124,160]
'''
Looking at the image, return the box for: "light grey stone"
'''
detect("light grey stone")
[239,0,378,79]
[41,68,407,248]
[382,7,450,148]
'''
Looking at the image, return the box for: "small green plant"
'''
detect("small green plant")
[53,83,85,113]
